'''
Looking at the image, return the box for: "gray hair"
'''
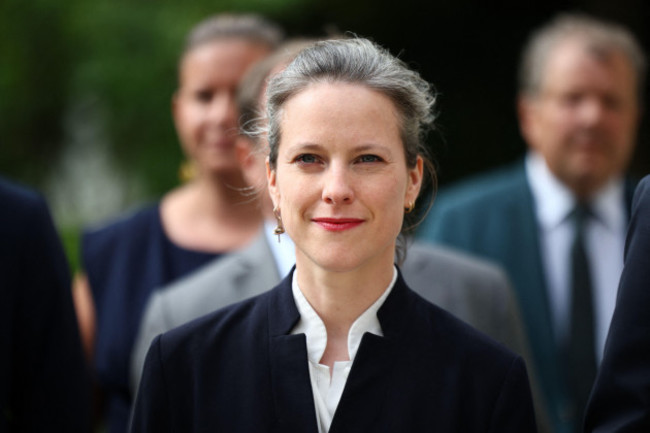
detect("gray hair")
[266,37,436,169]
[519,13,646,98]
[181,13,284,62]
[265,37,438,250]
[237,39,318,145]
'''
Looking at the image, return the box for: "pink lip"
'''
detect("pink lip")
[312,217,364,232]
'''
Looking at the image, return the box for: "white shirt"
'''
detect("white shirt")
[263,219,296,277]
[290,267,397,433]
[525,152,626,361]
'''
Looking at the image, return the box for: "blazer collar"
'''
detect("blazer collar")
[267,268,317,432]
[266,268,413,433]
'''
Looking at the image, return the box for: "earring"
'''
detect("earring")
[178,159,197,183]
[404,201,415,214]
[273,207,285,242]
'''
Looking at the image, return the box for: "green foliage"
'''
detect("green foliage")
[1,0,310,197]
[1,0,312,268]
[0,0,73,185]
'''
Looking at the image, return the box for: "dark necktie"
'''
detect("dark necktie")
[567,203,597,429]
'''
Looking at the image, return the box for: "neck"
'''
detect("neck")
[295,254,394,338]
[186,171,259,217]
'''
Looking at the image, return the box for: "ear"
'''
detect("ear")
[517,95,537,147]
[266,158,280,210]
[171,91,181,131]
[405,156,424,207]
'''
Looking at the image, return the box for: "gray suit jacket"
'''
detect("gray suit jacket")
[130,231,549,431]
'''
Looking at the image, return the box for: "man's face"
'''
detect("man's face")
[519,39,639,198]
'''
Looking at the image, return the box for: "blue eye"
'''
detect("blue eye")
[358,154,382,163]
[295,154,319,164]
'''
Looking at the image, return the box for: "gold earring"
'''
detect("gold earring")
[404,202,415,214]
[178,159,197,183]
[273,207,284,242]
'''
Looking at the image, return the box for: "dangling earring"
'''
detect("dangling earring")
[178,159,197,183]
[273,207,285,242]
[404,201,415,214]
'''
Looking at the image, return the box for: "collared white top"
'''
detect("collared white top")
[290,267,397,433]
[525,152,626,361]
[263,219,296,278]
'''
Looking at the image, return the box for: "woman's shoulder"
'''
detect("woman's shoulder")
[82,203,161,256]
[84,202,160,239]
[407,287,520,364]
[156,288,276,361]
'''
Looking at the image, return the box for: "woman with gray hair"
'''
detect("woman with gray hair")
[130,37,537,433]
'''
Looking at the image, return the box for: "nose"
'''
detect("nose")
[209,91,238,128]
[578,97,606,126]
[322,164,355,205]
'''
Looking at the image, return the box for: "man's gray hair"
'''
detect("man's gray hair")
[519,13,646,98]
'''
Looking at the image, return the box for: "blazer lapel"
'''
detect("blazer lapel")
[328,333,396,433]
[329,274,409,433]
[267,272,319,433]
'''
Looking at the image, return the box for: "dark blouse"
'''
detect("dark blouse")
[82,203,218,433]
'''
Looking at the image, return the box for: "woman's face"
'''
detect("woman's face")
[268,82,423,273]
[173,39,269,176]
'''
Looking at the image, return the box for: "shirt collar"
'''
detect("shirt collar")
[290,267,398,364]
[525,151,626,232]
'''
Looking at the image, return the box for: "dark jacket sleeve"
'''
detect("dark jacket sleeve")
[129,335,171,433]
[0,181,91,432]
[490,356,538,433]
[585,176,650,432]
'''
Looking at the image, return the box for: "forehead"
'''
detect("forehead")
[179,39,270,86]
[279,82,402,149]
[540,38,637,93]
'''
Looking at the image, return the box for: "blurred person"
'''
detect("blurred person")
[0,177,91,432]
[129,40,550,431]
[584,175,650,432]
[130,37,537,433]
[417,13,644,433]
[75,14,283,433]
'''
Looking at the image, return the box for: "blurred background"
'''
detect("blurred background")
[2,0,649,270]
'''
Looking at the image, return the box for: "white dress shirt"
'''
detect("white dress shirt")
[290,267,397,433]
[525,152,626,361]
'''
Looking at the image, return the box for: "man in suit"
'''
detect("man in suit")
[584,175,650,432]
[417,13,644,433]
[0,177,91,432]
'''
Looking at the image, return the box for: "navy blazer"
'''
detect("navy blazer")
[131,269,536,432]
[584,175,650,432]
[0,178,91,432]
[417,160,634,433]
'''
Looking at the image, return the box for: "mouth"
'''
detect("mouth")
[202,138,235,151]
[312,217,364,232]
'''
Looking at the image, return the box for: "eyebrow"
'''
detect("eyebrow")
[285,142,393,154]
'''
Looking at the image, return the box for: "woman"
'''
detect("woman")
[76,14,283,433]
[130,37,537,432]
